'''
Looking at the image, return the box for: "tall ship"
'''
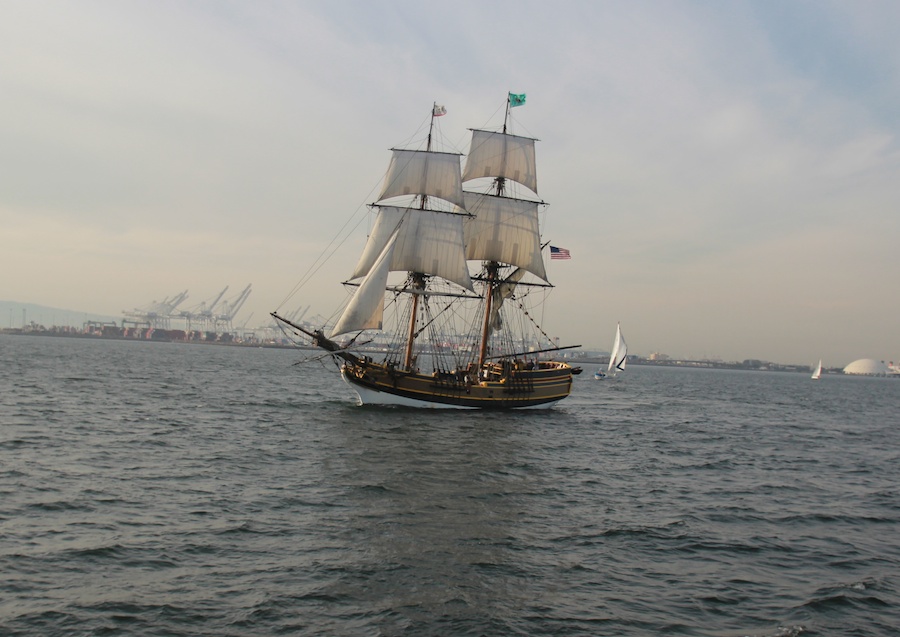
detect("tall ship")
[273,93,579,408]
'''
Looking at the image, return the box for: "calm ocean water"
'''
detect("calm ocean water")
[1,334,898,636]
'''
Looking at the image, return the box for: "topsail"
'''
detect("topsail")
[379,149,466,208]
[462,129,538,194]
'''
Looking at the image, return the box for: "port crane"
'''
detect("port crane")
[179,286,229,332]
[123,290,189,329]
[214,284,252,332]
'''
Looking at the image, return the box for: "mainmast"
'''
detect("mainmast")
[495,96,512,198]
[476,94,515,368]
[330,103,469,342]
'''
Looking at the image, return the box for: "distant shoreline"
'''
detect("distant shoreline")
[3,327,869,376]
[1,327,308,351]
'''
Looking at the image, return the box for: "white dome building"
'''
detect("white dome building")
[843,358,890,376]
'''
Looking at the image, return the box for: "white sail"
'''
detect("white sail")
[811,359,823,380]
[378,149,466,209]
[351,205,473,291]
[462,192,547,281]
[330,230,399,338]
[607,323,627,375]
[462,129,538,194]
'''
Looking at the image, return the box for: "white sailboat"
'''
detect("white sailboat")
[595,323,627,379]
[811,359,823,380]
[272,93,579,409]
[607,323,627,376]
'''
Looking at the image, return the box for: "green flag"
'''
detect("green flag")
[508,92,526,107]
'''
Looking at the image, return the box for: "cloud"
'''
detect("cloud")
[2,0,898,364]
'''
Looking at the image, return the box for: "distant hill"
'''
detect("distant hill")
[0,301,119,329]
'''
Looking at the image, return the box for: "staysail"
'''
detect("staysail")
[331,229,399,337]
[488,267,526,333]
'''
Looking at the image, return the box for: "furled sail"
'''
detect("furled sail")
[462,130,538,194]
[379,149,466,209]
[489,267,526,332]
[463,192,547,281]
[331,230,399,337]
[351,206,474,292]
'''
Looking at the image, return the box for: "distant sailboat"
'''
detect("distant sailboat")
[608,323,627,376]
[595,323,626,379]
[811,359,823,380]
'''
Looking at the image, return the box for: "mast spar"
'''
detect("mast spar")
[402,103,440,370]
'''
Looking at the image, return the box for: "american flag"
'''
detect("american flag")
[550,246,571,260]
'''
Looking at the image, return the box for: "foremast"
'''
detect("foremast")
[331,102,472,371]
[403,105,440,370]
[477,263,498,368]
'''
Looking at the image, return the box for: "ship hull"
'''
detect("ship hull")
[340,359,573,409]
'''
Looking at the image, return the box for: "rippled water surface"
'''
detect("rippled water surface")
[2,334,899,636]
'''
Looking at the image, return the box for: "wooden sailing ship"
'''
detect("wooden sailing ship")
[273,94,579,408]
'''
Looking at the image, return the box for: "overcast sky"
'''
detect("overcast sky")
[2,1,898,365]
